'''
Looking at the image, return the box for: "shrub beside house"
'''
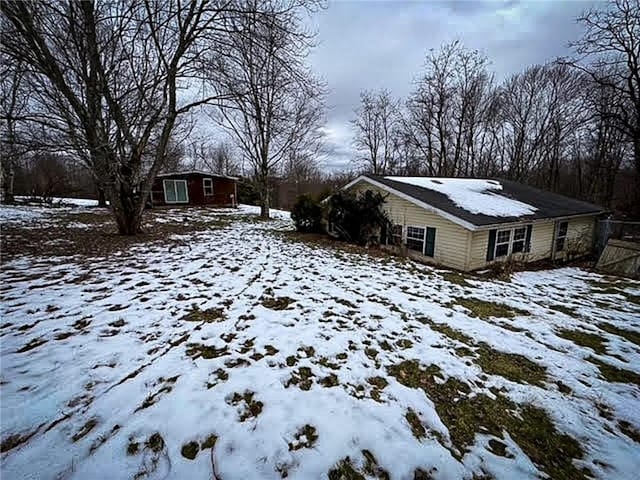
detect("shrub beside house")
[328,175,605,272]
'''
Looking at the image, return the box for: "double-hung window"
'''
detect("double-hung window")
[164,179,188,203]
[404,226,436,257]
[406,226,426,253]
[511,227,527,253]
[488,225,532,261]
[555,221,568,252]
[203,178,214,196]
[495,229,511,258]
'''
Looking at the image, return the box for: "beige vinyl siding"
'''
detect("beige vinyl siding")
[350,181,471,270]
[529,222,555,261]
[468,216,597,269]
[554,216,596,260]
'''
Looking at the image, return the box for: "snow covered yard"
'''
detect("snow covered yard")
[1,204,639,480]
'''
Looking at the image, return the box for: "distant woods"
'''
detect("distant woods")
[1,0,638,225]
[0,0,325,231]
[351,0,640,216]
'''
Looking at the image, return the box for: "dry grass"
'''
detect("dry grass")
[1,208,230,261]
[387,359,587,479]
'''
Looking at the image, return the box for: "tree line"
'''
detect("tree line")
[0,0,325,233]
[351,0,640,216]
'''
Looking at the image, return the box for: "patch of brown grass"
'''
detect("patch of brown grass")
[387,359,587,479]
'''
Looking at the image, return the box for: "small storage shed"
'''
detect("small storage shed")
[151,171,238,207]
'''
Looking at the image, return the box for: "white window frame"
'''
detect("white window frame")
[203,178,214,196]
[555,221,568,252]
[406,225,426,254]
[511,226,527,254]
[494,225,530,258]
[495,229,511,258]
[163,179,189,204]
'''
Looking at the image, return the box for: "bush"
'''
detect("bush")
[237,180,260,206]
[327,190,389,246]
[291,194,323,233]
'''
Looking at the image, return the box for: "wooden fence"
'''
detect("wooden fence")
[596,219,640,255]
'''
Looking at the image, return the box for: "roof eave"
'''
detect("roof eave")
[347,175,480,231]
[347,175,606,231]
[474,210,606,231]
[156,170,239,180]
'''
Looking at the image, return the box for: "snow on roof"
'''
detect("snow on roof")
[385,177,538,217]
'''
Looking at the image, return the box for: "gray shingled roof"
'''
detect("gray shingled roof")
[366,175,605,227]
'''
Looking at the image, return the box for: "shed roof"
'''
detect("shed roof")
[346,175,605,230]
[156,170,238,181]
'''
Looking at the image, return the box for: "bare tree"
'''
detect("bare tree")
[0,58,29,203]
[498,63,587,187]
[184,137,239,175]
[568,0,640,210]
[571,77,630,206]
[351,89,400,175]
[282,149,321,183]
[212,0,325,218]
[404,41,495,176]
[28,152,68,201]
[0,1,252,234]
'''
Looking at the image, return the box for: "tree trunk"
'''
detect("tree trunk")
[97,186,107,207]
[259,184,270,219]
[108,184,145,235]
[113,210,142,235]
[2,165,15,204]
[634,135,640,217]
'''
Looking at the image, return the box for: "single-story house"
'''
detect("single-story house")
[151,171,238,207]
[341,175,605,271]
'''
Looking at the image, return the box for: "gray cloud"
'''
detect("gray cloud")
[309,0,599,171]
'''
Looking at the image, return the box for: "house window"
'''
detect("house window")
[555,221,568,252]
[203,178,214,196]
[406,226,426,253]
[512,227,527,253]
[163,179,188,203]
[495,229,511,258]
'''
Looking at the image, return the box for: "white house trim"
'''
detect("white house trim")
[203,177,214,196]
[343,176,479,231]
[342,176,603,233]
[475,212,602,231]
[163,179,189,204]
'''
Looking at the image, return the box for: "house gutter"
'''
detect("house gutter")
[339,175,606,233]
[474,211,606,232]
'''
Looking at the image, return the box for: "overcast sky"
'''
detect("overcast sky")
[309,0,601,171]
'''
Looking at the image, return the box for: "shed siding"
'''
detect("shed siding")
[351,181,470,270]
[151,174,236,207]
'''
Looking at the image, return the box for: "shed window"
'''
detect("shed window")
[495,229,511,258]
[203,178,214,196]
[163,179,188,203]
[555,221,568,252]
[406,226,426,253]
